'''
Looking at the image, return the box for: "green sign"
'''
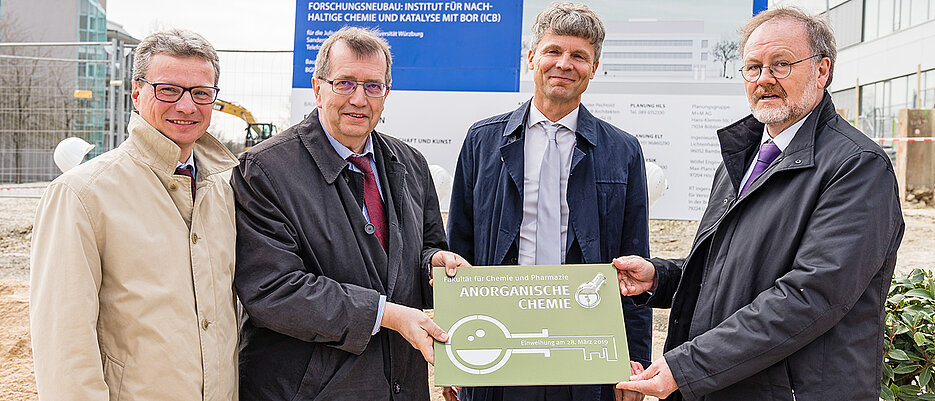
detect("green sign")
[432,264,630,386]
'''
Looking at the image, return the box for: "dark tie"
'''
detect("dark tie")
[740,141,781,195]
[175,166,195,198]
[347,155,388,252]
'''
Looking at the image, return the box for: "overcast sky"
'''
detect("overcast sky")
[106,0,297,50]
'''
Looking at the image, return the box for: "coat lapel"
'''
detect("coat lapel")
[719,92,835,198]
[299,110,389,293]
[567,105,599,263]
[374,135,404,299]
[493,103,528,265]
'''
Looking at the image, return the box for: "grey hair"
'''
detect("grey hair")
[132,29,220,85]
[313,27,393,85]
[739,7,837,87]
[530,2,606,62]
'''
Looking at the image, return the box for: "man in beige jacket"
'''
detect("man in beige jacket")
[30,29,238,400]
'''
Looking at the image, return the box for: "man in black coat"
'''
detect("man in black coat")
[232,27,468,400]
[615,8,904,401]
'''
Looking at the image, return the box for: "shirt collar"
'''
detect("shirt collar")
[761,110,812,152]
[527,103,579,133]
[320,114,374,159]
[176,151,195,170]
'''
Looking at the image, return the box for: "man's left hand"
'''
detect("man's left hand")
[381,302,448,364]
[430,251,471,286]
[615,357,678,399]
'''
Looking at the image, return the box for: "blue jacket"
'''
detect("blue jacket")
[447,100,653,401]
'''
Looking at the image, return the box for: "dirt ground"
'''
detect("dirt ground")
[0,197,932,400]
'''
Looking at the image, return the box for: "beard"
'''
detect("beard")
[749,72,822,127]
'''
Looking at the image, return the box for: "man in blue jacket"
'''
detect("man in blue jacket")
[446,3,653,401]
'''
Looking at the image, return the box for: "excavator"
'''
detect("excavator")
[212,99,275,149]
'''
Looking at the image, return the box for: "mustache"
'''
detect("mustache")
[754,84,787,100]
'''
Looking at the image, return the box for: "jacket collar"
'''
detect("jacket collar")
[717,91,837,191]
[123,112,238,177]
[299,108,401,185]
[503,99,598,147]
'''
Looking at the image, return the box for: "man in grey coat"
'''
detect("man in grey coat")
[233,27,468,400]
[614,8,904,401]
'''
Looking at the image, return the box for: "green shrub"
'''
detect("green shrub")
[882,268,935,401]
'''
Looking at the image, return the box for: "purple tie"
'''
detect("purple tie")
[740,142,781,195]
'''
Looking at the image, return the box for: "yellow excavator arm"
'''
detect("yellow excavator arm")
[212,99,275,149]
[213,99,257,124]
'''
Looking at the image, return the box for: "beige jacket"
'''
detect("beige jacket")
[30,113,239,400]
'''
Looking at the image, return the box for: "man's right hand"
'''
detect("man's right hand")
[381,302,449,364]
[612,256,656,296]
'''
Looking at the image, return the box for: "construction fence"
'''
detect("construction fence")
[0,40,291,184]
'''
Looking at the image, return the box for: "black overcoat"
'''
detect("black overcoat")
[232,109,447,400]
[651,92,905,401]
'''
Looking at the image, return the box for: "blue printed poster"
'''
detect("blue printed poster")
[293,0,523,92]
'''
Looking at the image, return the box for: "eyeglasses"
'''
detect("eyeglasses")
[323,79,389,98]
[739,54,822,82]
[137,78,219,105]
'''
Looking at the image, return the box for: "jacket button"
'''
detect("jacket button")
[794,159,802,164]
[201,318,210,330]
[509,257,517,264]
[191,233,199,244]
[393,381,401,394]
[168,182,178,191]
[364,223,375,235]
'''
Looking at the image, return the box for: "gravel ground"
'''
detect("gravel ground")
[1,196,932,400]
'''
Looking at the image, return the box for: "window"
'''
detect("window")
[604,40,693,47]
[827,0,863,47]
[602,52,693,59]
[603,64,692,72]
[865,0,880,40]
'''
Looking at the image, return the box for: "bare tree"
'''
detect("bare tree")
[0,15,79,182]
[712,40,740,79]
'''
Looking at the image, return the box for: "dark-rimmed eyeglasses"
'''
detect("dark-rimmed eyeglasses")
[323,79,389,98]
[739,54,823,82]
[137,78,219,105]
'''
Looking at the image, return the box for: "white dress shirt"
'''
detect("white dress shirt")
[518,104,578,266]
[738,111,812,194]
[176,151,196,178]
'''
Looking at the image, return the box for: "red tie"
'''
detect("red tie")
[347,155,387,251]
[175,166,196,198]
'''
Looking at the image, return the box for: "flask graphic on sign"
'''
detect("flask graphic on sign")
[574,273,606,308]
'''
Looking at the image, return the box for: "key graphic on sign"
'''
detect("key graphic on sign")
[445,315,618,374]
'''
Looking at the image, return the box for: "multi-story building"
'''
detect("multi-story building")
[811,0,935,139]
[0,0,136,182]
[519,19,726,83]
[598,20,720,81]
